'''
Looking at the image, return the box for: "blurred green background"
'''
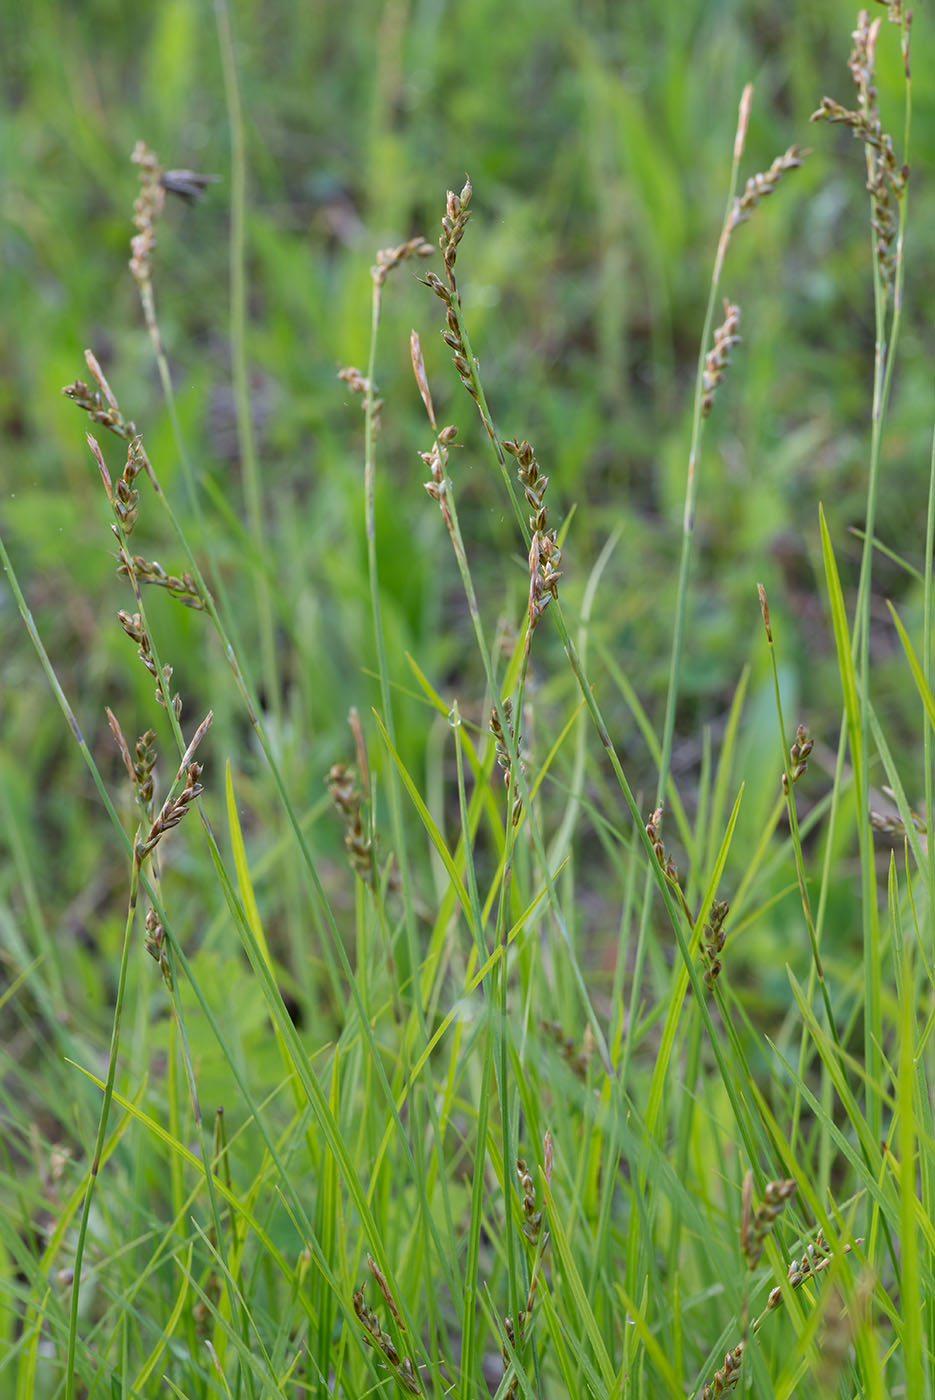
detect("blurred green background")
[2,0,933,1034]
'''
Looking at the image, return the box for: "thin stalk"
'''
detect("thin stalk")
[64,844,141,1400]
[451,702,504,1394]
[361,265,459,1275]
[925,430,935,947]
[214,0,280,733]
[923,291,935,1400]
[621,84,753,1099]
[421,430,525,1319]
[494,791,521,1333]
[658,84,753,805]
[759,586,840,1044]
[849,16,911,1165]
[789,713,848,1167]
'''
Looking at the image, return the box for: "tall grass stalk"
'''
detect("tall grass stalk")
[214,0,280,734]
[356,240,464,1318]
[851,6,911,1169]
[620,83,755,1125]
[811,3,912,1236]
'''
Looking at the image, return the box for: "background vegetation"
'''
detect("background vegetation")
[2,1,934,1396]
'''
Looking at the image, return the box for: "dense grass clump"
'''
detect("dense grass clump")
[2,3,934,1397]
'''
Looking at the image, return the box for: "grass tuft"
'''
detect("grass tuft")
[2,7,933,1399]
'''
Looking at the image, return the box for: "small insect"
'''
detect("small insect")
[159,169,221,203]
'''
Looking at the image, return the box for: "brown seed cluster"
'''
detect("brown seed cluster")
[325,762,375,887]
[516,1157,543,1245]
[371,236,434,290]
[132,729,157,812]
[117,609,182,719]
[129,141,166,289]
[136,761,204,862]
[353,1283,420,1394]
[420,425,459,529]
[645,805,678,884]
[701,900,730,989]
[117,555,205,609]
[439,180,472,288]
[425,276,478,406]
[83,429,140,534]
[501,1272,538,1400]
[757,582,772,643]
[504,439,563,629]
[338,364,384,437]
[143,910,172,987]
[701,1226,849,1399]
[107,714,157,817]
[870,785,926,838]
[740,1172,796,1272]
[701,301,742,418]
[420,181,480,407]
[782,724,813,794]
[108,436,144,533]
[810,10,909,293]
[702,1341,744,1399]
[768,1227,836,1308]
[106,703,209,966]
[63,350,140,444]
[74,366,208,610]
[645,806,730,985]
[367,1254,404,1328]
[727,147,804,235]
[490,698,524,829]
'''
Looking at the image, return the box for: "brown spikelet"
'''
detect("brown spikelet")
[504,438,563,628]
[701,301,741,418]
[782,724,813,794]
[353,1283,420,1393]
[490,699,524,828]
[810,11,908,293]
[372,236,434,289]
[136,760,205,861]
[727,146,804,234]
[739,1173,796,1271]
[326,762,376,887]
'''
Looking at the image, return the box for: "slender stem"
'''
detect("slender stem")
[214,0,279,732]
[419,447,526,1315]
[850,38,911,1167]
[364,279,422,1007]
[760,598,839,1042]
[362,273,459,1280]
[924,428,935,961]
[657,83,752,808]
[617,89,753,1100]
[65,843,141,1400]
